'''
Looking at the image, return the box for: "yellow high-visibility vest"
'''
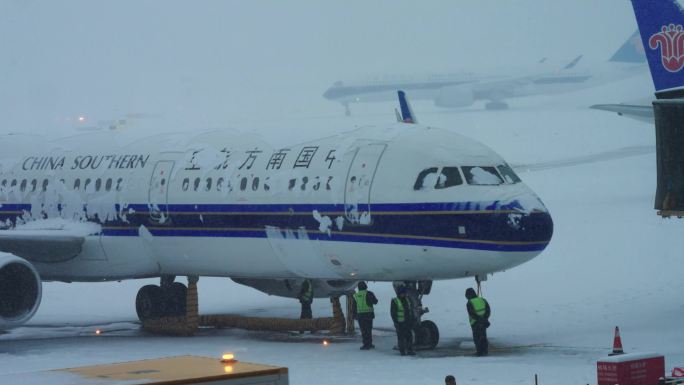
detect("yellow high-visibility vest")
[354,290,373,314]
[469,297,487,326]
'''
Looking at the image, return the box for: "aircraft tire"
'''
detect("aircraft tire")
[420,320,439,349]
[136,284,163,322]
[165,282,188,317]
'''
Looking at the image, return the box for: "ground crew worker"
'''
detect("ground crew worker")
[465,287,490,356]
[352,281,378,349]
[298,279,313,320]
[391,286,415,356]
[445,375,457,385]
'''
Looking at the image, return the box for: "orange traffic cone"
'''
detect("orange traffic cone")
[610,326,624,355]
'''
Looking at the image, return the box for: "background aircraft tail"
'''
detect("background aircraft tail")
[608,31,647,63]
[630,0,684,96]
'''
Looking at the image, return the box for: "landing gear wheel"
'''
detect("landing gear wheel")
[165,282,188,317]
[420,320,439,349]
[136,285,163,322]
[485,101,509,110]
[413,320,439,349]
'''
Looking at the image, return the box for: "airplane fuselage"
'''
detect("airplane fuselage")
[0,125,553,283]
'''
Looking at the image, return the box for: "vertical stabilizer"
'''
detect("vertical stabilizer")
[609,31,646,63]
[398,90,417,124]
[630,0,684,97]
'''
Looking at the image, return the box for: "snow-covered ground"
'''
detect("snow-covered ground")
[1,73,683,385]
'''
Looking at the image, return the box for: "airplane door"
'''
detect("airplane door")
[344,144,386,224]
[148,161,174,223]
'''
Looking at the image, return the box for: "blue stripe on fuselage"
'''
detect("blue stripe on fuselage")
[0,202,552,252]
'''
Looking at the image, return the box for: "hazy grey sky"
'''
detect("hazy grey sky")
[0,1,639,133]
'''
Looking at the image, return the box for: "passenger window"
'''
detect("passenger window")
[263,177,270,191]
[326,176,333,190]
[413,167,439,190]
[312,177,321,191]
[106,178,113,191]
[300,176,308,191]
[31,179,37,192]
[193,178,201,191]
[0,180,5,188]
[240,177,248,191]
[20,180,27,192]
[288,178,296,191]
[84,178,91,191]
[95,178,102,191]
[217,178,224,191]
[252,177,259,191]
[497,164,521,184]
[74,179,81,190]
[462,166,504,185]
[10,180,17,188]
[205,178,212,191]
[116,178,123,191]
[182,178,189,191]
[435,167,463,189]
[42,179,49,191]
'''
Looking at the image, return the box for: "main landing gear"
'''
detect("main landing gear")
[136,275,188,322]
[393,280,439,350]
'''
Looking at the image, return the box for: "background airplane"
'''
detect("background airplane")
[324,32,647,115]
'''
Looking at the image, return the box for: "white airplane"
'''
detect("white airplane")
[324,32,646,115]
[0,94,553,347]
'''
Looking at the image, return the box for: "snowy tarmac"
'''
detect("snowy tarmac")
[2,76,684,385]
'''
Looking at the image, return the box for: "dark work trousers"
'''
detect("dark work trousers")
[471,323,488,356]
[300,302,312,319]
[357,317,374,347]
[395,323,414,354]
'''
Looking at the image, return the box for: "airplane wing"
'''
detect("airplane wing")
[589,104,654,124]
[0,231,84,263]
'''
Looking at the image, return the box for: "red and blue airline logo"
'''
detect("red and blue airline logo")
[649,24,684,72]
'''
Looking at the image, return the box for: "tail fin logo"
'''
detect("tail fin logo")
[649,24,684,72]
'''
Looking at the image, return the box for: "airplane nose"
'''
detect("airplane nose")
[493,194,553,250]
[322,87,336,100]
[511,209,553,248]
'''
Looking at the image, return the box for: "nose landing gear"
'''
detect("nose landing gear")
[393,280,439,350]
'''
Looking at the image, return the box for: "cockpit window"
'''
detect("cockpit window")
[436,167,463,189]
[414,167,439,190]
[462,166,504,185]
[414,167,464,190]
[497,164,521,184]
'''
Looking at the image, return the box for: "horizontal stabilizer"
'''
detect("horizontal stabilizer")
[590,103,654,123]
